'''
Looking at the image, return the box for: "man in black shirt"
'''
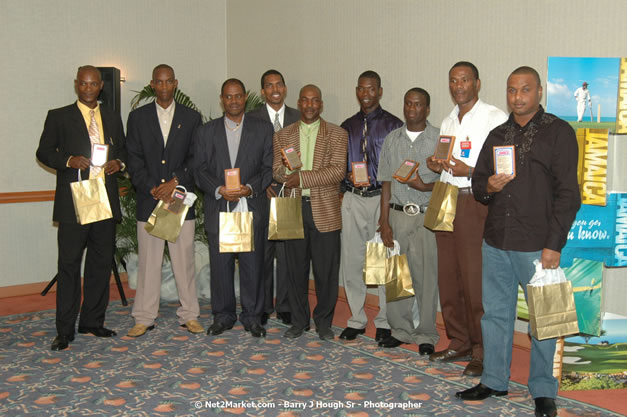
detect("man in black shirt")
[458,67,580,417]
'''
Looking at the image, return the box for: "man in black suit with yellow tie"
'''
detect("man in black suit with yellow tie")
[194,78,273,338]
[36,65,126,351]
[247,69,300,326]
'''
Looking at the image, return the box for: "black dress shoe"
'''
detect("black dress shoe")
[207,322,233,336]
[455,383,508,401]
[78,326,117,337]
[339,327,365,340]
[51,335,74,351]
[419,343,435,355]
[276,311,291,324]
[244,324,267,338]
[317,327,334,340]
[283,325,310,338]
[375,328,391,342]
[534,397,557,417]
[260,313,269,326]
[378,336,405,348]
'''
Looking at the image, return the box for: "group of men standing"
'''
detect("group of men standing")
[37,61,579,417]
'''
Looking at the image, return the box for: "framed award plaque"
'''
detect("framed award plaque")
[281,147,303,170]
[351,162,370,187]
[91,143,109,167]
[433,135,455,162]
[392,159,418,182]
[224,168,241,191]
[493,145,516,176]
[164,188,186,214]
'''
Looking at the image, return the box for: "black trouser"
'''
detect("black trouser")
[284,199,340,330]
[56,219,115,336]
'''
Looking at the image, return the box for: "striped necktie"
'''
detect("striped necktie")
[89,110,102,178]
[273,112,282,132]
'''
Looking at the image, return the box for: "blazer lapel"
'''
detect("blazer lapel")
[164,105,183,152]
[233,117,251,169]
[311,118,328,170]
[148,104,165,150]
[216,116,232,169]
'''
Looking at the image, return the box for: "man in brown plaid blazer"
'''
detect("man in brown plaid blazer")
[272,84,347,340]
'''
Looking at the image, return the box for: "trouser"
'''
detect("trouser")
[385,210,439,346]
[284,198,340,331]
[340,191,388,330]
[435,192,487,359]
[56,219,115,336]
[132,220,199,326]
[481,241,558,398]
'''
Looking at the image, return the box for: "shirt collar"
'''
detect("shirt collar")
[448,98,484,121]
[266,103,285,120]
[300,118,320,133]
[508,105,545,128]
[156,100,175,115]
[359,105,383,121]
[76,100,100,116]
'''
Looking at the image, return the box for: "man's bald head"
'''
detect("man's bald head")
[76,65,102,82]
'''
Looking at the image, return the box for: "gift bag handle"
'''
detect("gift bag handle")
[386,240,401,257]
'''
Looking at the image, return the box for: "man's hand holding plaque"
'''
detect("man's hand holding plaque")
[433,135,455,162]
[220,168,250,202]
[281,147,303,171]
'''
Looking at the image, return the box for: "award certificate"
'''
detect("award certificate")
[351,161,369,187]
[493,145,516,176]
[224,168,241,191]
[281,147,303,170]
[91,143,109,167]
[393,160,418,182]
[433,135,455,161]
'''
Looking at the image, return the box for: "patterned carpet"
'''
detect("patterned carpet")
[0,300,621,417]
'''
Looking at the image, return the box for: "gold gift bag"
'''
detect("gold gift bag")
[528,281,579,340]
[363,232,388,285]
[219,199,254,253]
[268,186,304,240]
[423,180,458,232]
[144,186,191,243]
[70,170,113,225]
[384,242,415,302]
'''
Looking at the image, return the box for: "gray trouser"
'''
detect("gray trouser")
[339,191,389,330]
[386,209,439,345]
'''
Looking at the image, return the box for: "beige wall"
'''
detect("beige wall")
[227,0,627,126]
[0,0,226,287]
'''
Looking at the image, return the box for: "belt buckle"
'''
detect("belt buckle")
[403,203,419,216]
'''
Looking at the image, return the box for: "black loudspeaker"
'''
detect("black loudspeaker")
[97,67,121,116]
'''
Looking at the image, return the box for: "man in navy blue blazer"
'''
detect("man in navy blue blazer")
[126,64,203,338]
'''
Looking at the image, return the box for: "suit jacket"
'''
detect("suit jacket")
[36,102,126,223]
[194,115,274,235]
[126,102,201,222]
[272,118,347,233]
[247,104,300,130]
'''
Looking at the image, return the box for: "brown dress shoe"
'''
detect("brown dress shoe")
[181,320,204,334]
[463,358,483,376]
[429,348,472,362]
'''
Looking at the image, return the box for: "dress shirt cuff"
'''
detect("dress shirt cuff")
[215,187,222,200]
[66,156,73,168]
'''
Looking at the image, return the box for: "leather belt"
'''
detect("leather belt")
[458,187,473,195]
[345,185,382,198]
[389,203,427,216]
